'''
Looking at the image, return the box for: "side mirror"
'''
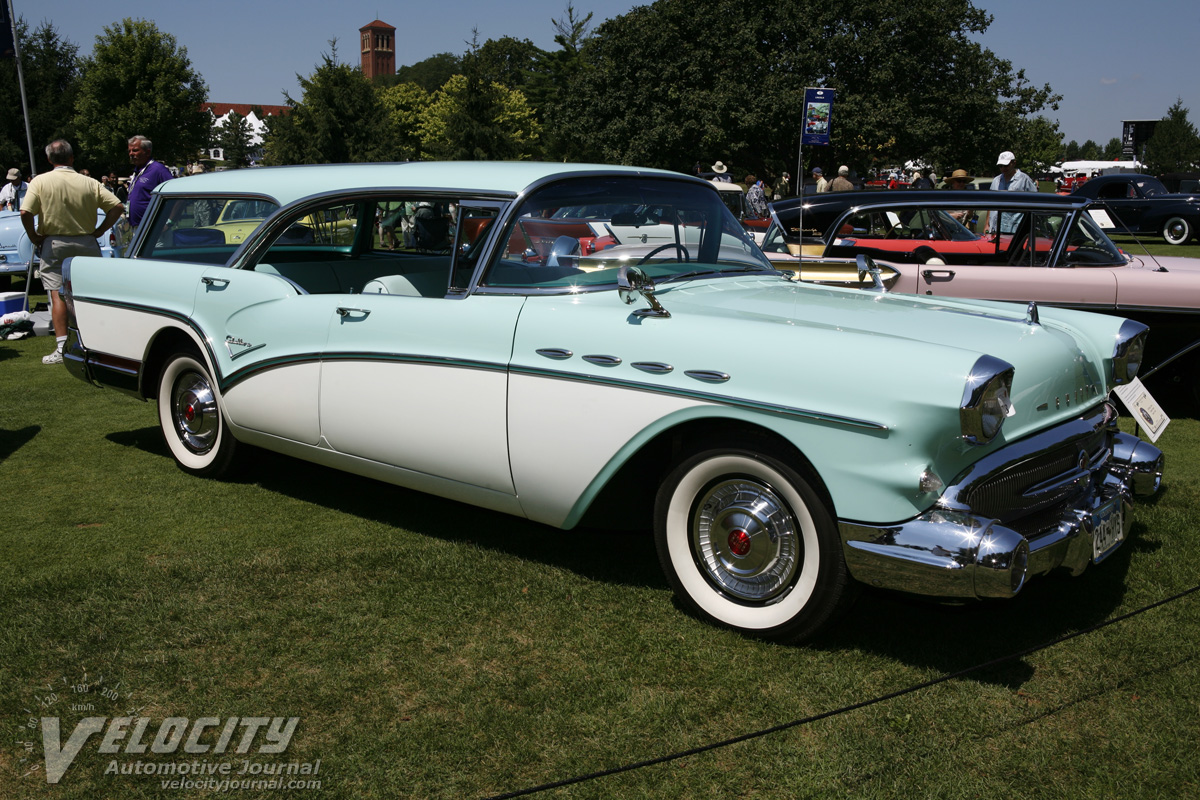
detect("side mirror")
[617,265,671,318]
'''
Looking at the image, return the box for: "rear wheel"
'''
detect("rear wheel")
[653,443,851,642]
[1163,216,1192,245]
[157,351,236,478]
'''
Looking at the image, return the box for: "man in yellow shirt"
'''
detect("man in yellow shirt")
[20,140,123,364]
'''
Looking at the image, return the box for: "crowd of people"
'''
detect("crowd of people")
[7,134,176,365]
[699,148,1042,215]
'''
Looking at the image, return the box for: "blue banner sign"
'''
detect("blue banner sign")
[801,88,834,146]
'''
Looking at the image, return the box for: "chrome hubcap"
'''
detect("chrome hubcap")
[172,370,218,455]
[1167,221,1186,241]
[692,478,800,602]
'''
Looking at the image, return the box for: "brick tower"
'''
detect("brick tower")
[360,20,396,80]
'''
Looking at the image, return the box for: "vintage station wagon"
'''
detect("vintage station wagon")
[61,163,1164,642]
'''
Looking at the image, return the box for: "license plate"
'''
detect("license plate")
[1091,500,1125,562]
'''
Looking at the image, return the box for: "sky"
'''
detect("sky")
[13,0,1200,149]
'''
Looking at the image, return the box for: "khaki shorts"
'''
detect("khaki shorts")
[38,235,100,291]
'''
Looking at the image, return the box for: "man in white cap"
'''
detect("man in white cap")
[991,151,1037,192]
[710,161,732,183]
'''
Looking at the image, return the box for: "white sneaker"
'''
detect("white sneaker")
[42,350,63,365]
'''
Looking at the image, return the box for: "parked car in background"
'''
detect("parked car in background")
[1071,173,1200,245]
[1158,172,1200,195]
[0,208,116,291]
[62,162,1163,642]
[761,190,1200,401]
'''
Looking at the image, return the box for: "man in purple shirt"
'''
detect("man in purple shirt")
[126,135,172,228]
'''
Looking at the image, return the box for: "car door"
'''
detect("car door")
[191,267,327,445]
[1097,180,1149,232]
[313,199,522,495]
[915,209,1120,311]
[319,292,524,494]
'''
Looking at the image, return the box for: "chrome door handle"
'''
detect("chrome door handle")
[201,277,230,286]
[336,307,371,318]
[921,269,956,280]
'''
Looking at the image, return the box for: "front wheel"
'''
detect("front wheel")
[1163,216,1192,245]
[654,444,851,642]
[157,351,237,478]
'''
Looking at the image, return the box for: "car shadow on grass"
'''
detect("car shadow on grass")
[809,520,1160,687]
[108,425,1164,680]
[106,427,664,591]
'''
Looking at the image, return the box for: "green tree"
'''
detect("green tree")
[393,52,461,92]
[1102,137,1123,160]
[379,82,432,161]
[214,110,254,168]
[1142,99,1200,175]
[1063,140,1080,161]
[558,0,1059,180]
[416,36,540,161]
[528,5,595,161]
[264,44,394,165]
[476,36,544,91]
[0,20,81,175]
[1012,115,1062,178]
[418,74,540,161]
[1079,139,1101,160]
[73,18,208,172]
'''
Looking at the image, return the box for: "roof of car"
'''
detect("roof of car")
[771,190,1088,212]
[157,162,696,206]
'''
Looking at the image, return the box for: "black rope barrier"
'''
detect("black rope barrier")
[482,583,1200,800]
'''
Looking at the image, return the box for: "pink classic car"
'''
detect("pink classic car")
[761,191,1200,405]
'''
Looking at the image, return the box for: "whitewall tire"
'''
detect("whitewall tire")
[1163,216,1192,245]
[654,444,851,642]
[157,351,237,478]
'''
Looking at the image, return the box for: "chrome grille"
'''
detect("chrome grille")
[960,428,1109,538]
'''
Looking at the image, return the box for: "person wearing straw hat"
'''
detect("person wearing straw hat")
[944,168,976,226]
[710,160,732,183]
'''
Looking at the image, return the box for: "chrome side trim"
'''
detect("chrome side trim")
[511,364,887,431]
[583,354,622,367]
[685,370,731,383]
[631,361,674,375]
[536,348,573,360]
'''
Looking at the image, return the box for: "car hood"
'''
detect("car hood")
[635,276,1115,441]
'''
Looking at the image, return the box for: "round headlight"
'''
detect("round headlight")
[960,355,1016,445]
[1112,320,1149,385]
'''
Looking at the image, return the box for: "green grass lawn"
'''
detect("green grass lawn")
[1,333,1198,799]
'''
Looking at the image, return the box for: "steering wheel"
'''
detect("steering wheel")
[884,224,907,239]
[635,243,690,266]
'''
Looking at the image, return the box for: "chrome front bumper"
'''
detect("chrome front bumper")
[840,402,1164,601]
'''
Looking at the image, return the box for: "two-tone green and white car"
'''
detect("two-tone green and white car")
[62,162,1164,642]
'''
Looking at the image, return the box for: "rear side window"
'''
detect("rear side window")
[138,196,280,264]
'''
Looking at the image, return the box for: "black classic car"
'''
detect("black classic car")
[1071,173,1200,245]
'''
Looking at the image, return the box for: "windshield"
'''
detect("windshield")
[482,176,773,290]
